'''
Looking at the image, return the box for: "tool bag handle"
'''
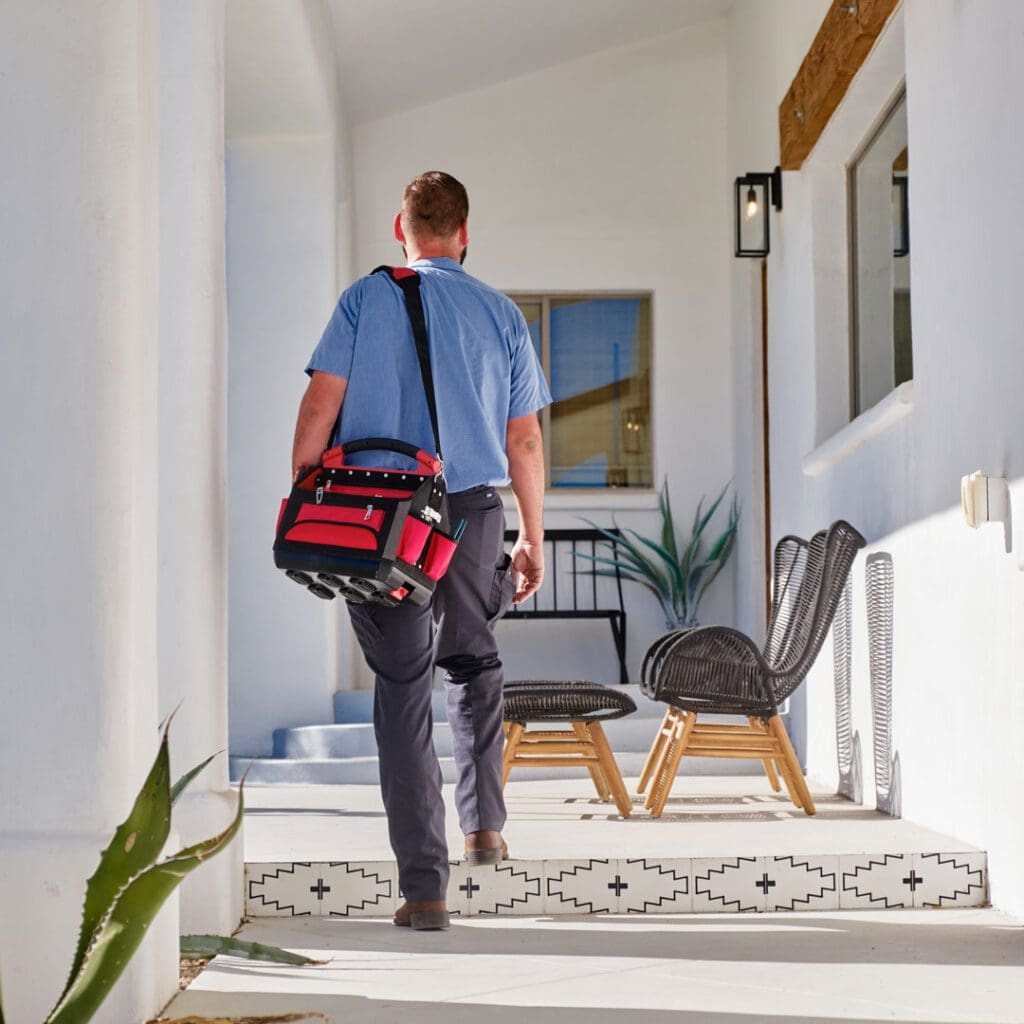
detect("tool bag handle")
[322,437,441,476]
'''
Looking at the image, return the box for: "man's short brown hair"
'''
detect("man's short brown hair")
[402,171,469,239]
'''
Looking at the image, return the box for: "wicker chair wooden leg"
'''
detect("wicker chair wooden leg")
[637,707,676,795]
[586,722,632,818]
[572,722,611,801]
[767,715,816,815]
[502,722,524,787]
[648,711,696,818]
[748,717,782,792]
[774,753,804,810]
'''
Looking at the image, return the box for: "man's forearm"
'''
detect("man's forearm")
[292,374,347,476]
[507,428,545,541]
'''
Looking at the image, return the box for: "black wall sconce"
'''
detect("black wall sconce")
[735,166,783,258]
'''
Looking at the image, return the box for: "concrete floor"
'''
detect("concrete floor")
[166,909,1024,1023]
[240,775,982,863]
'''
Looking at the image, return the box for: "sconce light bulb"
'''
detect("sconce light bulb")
[745,186,759,221]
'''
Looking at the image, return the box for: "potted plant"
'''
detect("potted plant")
[579,478,740,630]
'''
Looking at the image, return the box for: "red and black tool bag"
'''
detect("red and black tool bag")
[273,266,458,607]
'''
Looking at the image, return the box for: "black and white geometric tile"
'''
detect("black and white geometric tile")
[321,861,397,917]
[692,857,769,913]
[246,862,328,917]
[245,852,987,917]
[543,859,618,914]
[447,860,544,916]
[766,856,840,912]
[910,852,987,909]
[617,859,691,914]
[839,853,914,909]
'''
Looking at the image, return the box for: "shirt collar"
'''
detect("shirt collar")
[408,257,466,273]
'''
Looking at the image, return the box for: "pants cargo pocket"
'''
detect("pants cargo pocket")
[487,553,516,622]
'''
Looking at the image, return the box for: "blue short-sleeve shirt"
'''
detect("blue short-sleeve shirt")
[305,257,551,493]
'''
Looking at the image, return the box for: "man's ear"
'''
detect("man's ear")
[458,219,469,247]
[393,212,406,243]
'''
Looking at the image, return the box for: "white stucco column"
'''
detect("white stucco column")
[158,0,242,935]
[0,3,178,1021]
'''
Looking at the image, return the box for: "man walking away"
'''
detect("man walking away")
[291,171,551,930]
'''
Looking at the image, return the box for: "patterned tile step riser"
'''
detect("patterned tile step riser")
[246,852,987,918]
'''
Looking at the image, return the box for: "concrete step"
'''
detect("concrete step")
[237,778,990,921]
[272,710,670,761]
[274,722,456,759]
[229,750,760,785]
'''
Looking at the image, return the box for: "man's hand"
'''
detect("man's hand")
[510,536,544,604]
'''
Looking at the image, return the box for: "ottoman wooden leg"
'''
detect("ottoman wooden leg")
[573,722,611,801]
[587,721,632,818]
[502,722,524,786]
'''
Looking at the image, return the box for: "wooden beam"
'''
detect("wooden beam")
[779,0,901,170]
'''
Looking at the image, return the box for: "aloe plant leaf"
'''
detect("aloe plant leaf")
[605,520,672,592]
[690,494,705,538]
[693,483,731,545]
[57,717,175,1008]
[623,529,684,602]
[684,484,734,586]
[171,751,222,807]
[572,551,651,577]
[574,541,650,576]
[180,934,327,966]
[577,568,671,605]
[658,477,680,565]
[575,519,653,574]
[680,528,703,594]
[695,527,739,608]
[46,774,247,1024]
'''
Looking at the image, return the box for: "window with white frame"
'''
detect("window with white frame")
[510,294,653,489]
[850,90,913,416]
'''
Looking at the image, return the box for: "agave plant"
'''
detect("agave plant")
[578,478,740,629]
[0,713,321,1024]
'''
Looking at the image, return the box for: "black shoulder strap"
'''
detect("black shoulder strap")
[372,265,443,462]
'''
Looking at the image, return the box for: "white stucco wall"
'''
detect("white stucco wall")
[224,0,356,756]
[158,0,243,936]
[726,0,832,641]
[728,0,1024,918]
[351,22,736,686]
[0,2,178,1019]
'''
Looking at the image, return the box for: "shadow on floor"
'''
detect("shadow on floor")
[245,808,387,818]
[168,988,997,1024]
[225,913,1024,969]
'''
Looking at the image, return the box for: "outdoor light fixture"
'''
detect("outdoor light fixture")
[735,166,783,258]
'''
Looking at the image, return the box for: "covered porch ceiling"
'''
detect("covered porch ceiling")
[327,0,734,123]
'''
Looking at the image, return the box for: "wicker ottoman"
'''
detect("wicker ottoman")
[502,681,637,818]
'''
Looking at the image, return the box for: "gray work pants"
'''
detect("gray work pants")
[345,484,516,902]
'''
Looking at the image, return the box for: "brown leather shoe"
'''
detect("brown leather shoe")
[393,900,450,930]
[464,829,510,865]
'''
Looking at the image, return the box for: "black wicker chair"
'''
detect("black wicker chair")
[637,520,866,818]
[502,681,636,818]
